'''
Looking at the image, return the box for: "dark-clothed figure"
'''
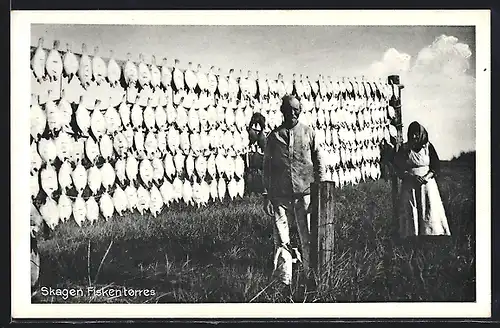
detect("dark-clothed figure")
[394,121,451,237]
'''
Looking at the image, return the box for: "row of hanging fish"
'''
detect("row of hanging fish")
[31,37,399,107]
[38,174,246,230]
[32,135,248,197]
[322,162,383,188]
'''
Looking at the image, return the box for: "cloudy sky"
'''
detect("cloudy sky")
[31,24,476,160]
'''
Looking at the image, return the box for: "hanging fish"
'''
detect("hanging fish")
[136,53,152,90]
[176,106,188,131]
[87,164,103,195]
[205,66,217,95]
[104,106,121,136]
[215,103,226,129]
[198,107,209,132]
[187,108,200,133]
[198,130,210,155]
[208,129,218,152]
[149,55,161,89]
[45,100,62,136]
[144,131,158,159]
[71,162,87,196]
[172,176,183,202]
[45,39,63,83]
[99,192,115,221]
[208,178,218,202]
[75,102,91,137]
[160,58,172,90]
[151,156,165,186]
[134,130,146,159]
[163,151,176,180]
[112,185,128,216]
[72,196,87,227]
[139,158,154,189]
[100,161,116,191]
[90,108,107,141]
[215,151,226,178]
[38,137,57,165]
[30,100,47,140]
[40,163,58,198]
[85,137,100,164]
[192,181,203,208]
[112,131,128,158]
[57,193,72,223]
[58,161,73,194]
[54,131,72,162]
[194,155,207,181]
[149,185,163,217]
[130,104,144,132]
[223,130,235,154]
[143,105,156,132]
[217,177,227,201]
[32,37,47,82]
[57,97,73,133]
[99,134,114,162]
[123,127,134,152]
[166,128,180,155]
[179,130,191,155]
[136,185,151,215]
[195,64,208,93]
[155,131,167,156]
[199,180,210,206]
[234,156,245,180]
[181,179,193,206]
[159,179,173,207]
[114,157,128,187]
[217,68,229,98]
[185,153,195,180]
[106,48,121,86]
[124,184,138,212]
[155,106,168,132]
[189,132,202,156]
[118,101,131,130]
[184,61,198,93]
[85,196,99,225]
[40,197,60,230]
[172,59,184,93]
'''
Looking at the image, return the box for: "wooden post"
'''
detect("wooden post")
[310,181,336,279]
[388,75,404,225]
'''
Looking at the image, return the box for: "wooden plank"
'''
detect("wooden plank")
[309,182,319,272]
[310,181,336,279]
[388,75,404,229]
[317,181,335,278]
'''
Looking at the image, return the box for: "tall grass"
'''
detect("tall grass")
[32,161,475,303]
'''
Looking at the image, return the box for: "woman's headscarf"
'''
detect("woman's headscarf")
[407,121,429,150]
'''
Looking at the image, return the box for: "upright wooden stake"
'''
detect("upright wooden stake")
[388,75,404,226]
[310,181,336,279]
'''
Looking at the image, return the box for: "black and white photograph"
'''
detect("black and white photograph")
[12,10,491,319]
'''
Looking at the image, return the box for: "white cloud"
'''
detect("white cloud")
[368,34,475,160]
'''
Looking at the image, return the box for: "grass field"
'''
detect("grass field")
[32,154,476,303]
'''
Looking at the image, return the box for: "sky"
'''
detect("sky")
[31,24,476,160]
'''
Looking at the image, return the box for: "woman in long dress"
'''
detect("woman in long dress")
[394,121,451,238]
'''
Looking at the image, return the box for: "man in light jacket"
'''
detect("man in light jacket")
[262,95,324,287]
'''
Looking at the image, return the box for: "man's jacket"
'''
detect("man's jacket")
[262,121,323,198]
